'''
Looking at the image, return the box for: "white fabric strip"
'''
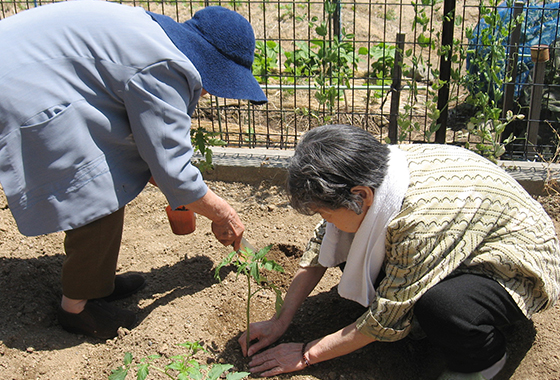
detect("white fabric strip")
[318,145,410,307]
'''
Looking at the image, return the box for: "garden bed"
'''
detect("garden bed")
[0,180,559,379]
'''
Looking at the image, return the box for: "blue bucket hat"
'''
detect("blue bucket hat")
[149,7,267,105]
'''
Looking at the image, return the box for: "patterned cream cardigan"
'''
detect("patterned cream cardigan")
[300,144,560,342]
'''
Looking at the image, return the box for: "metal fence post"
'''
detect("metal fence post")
[527,44,550,157]
[388,33,406,144]
[435,0,456,144]
[333,0,342,41]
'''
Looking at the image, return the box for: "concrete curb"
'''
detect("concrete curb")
[200,147,560,196]
[201,148,293,186]
[499,160,560,196]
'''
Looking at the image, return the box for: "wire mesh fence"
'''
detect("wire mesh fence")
[1,0,560,161]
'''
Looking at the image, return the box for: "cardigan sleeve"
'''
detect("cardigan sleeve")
[355,218,475,341]
[299,220,328,268]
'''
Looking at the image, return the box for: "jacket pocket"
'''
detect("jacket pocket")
[22,103,72,127]
[18,101,105,199]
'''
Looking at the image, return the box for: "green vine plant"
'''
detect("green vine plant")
[253,40,281,84]
[397,0,447,142]
[248,0,526,158]
[359,42,396,102]
[462,0,525,162]
[395,0,524,161]
[282,0,361,114]
[252,2,406,123]
[190,126,226,174]
[109,341,250,380]
[312,25,360,111]
[243,126,256,145]
[214,244,284,350]
[464,106,523,163]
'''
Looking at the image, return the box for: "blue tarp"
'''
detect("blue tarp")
[467,1,560,97]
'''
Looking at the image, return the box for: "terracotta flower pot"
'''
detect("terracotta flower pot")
[165,205,196,235]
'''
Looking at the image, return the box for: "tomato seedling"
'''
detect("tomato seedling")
[215,244,284,350]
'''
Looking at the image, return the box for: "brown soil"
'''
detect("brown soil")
[1,181,559,380]
[1,2,559,379]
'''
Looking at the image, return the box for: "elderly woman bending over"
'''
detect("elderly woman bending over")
[238,124,560,380]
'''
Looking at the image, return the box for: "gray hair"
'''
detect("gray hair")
[287,124,389,215]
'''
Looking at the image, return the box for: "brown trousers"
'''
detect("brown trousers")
[61,208,125,299]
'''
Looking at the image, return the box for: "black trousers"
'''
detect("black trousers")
[61,208,125,300]
[414,273,526,373]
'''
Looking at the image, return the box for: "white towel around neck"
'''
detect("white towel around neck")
[318,145,409,307]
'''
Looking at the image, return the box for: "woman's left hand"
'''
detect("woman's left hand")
[248,342,307,377]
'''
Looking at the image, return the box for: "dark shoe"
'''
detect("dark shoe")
[102,273,146,302]
[58,299,136,339]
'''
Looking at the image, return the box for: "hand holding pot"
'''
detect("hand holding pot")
[211,207,244,249]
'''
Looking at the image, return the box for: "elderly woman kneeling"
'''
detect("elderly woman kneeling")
[238,124,560,380]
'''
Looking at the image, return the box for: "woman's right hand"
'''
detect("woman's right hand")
[210,206,245,249]
[239,317,288,357]
[182,188,245,250]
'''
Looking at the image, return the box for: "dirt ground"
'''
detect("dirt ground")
[0,178,559,380]
[2,0,559,379]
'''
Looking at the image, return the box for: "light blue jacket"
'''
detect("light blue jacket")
[0,1,208,236]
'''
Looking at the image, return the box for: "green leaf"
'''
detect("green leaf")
[214,250,238,281]
[315,23,328,37]
[186,366,204,380]
[108,367,128,380]
[417,33,432,48]
[207,364,234,380]
[178,341,205,354]
[249,264,262,283]
[136,363,149,380]
[255,244,273,259]
[226,372,251,380]
[166,360,186,371]
[262,260,284,273]
[124,352,133,365]
[495,145,505,158]
[495,122,505,135]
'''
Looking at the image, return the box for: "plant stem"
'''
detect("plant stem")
[150,365,175,379]
[246,275,251,350]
